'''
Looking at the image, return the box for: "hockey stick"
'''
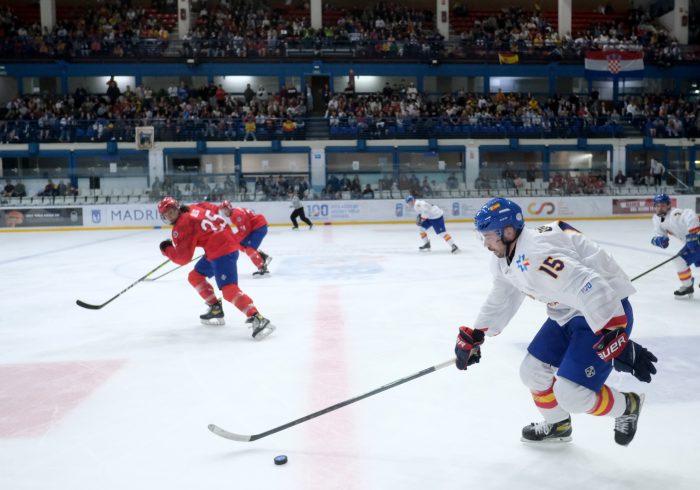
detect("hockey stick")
[76,258,171,310]
[143,254,204,282]
[630,251,683,282]
[208,358,455,442]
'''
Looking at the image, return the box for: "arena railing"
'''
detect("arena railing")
[1,38,699,63]
[0,116,646,143]
[2,182,689,209]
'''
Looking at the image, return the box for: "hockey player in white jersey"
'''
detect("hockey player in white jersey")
[650,193,700,297]
[405,195,459,253]
[453,197,657,445]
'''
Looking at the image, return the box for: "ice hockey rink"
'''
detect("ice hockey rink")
[1,219,699,490]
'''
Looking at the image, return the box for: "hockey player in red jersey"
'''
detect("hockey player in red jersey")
[157,196,275,340]
[219,200,272,277]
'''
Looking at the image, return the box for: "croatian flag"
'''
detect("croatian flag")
[584,51,644,78]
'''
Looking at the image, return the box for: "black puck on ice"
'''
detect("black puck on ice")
[274,455,288,465]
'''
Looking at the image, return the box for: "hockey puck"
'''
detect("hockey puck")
[274,455,288,465]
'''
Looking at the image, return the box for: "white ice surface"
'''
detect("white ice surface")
[1,220,699,490]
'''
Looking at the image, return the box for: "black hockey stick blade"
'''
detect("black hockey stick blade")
[208,358,455,442]
[75,299,104,310]
[75,258,171,311]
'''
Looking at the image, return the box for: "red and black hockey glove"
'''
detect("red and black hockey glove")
[159,239,173,254]
[593,329,658,383]
[454,326,485,370]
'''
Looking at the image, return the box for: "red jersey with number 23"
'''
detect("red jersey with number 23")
[164,202,239,265]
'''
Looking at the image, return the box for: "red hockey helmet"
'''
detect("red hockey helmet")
[157,196,179,221]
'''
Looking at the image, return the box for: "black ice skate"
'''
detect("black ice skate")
[245,313,276,340]
[614,392,644,446]
[253,252,272,277]
[200,299,225,326]
[259,251,273,268]
[419,241,431,251]
[252,266,269,277]
[521,417,572,443]
[451,244,460,254]
[674,279,694,299]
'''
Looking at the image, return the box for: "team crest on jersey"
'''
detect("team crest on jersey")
[516,254,530,272]
[585,366,596,378]
[173,231,178,238]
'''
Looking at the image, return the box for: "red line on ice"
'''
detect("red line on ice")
[303,285,360,489]
[0,359,125,438]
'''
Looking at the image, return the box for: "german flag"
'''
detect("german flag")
[498,52,519,64]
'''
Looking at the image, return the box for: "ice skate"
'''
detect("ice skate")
[614,392,644,446]
[253,252,272,277]
[259,251,273,268]
[419,241,431,251]
[292,226,299,230]
[200,299,225,326]
[674,279,694,299]
[521,417,572,443]
[451,244,460,254]
[252,266,270,277]
[245,313,276,340]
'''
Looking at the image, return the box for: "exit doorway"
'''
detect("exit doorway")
[304,75,330,116]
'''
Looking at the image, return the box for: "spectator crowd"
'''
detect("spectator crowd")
[0,1,694,62]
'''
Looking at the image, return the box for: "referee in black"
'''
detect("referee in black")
[290,192,313,230]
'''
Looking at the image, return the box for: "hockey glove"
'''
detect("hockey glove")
[593,329,658,383]
[455,326,485,370]
[416,215,423,226]
[159,239,173,253]
[650,235,669,249]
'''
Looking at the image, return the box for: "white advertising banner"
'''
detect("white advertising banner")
[5,194,698,230]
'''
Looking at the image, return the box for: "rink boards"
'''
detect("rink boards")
[1,194,699,231]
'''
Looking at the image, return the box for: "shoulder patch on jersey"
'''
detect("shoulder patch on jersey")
[516,254,530,271]
[557,221,581,233]
[191,209,200,217]
[536,225,553,233]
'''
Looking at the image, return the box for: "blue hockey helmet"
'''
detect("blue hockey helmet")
[653,193,671,206]
[405,195,415,204]
[474,198,525,238]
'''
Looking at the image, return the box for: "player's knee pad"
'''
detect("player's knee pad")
[552,377,597,414]
[222,283,242,302]
[673,256,690,272]
[188,269,208,288]
[519,353,557,391]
